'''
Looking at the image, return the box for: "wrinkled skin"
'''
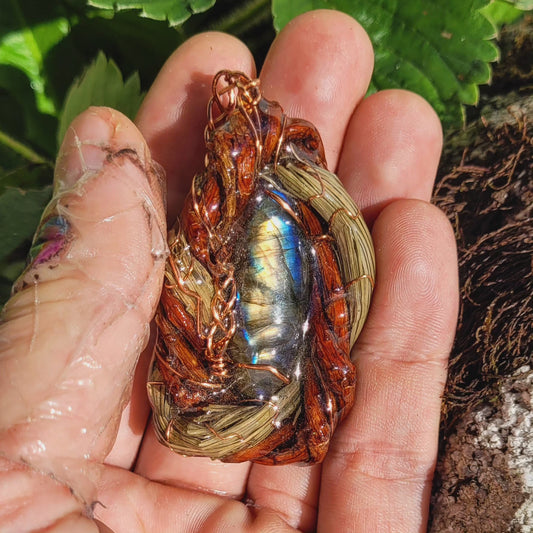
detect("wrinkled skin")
[0,10,458,533]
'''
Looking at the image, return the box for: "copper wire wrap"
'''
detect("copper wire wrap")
[207,70,264,164]
[148,70,376,464]
[199,72,263,377]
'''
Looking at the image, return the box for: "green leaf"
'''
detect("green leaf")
[0,162,53,194]
[272,0,500,128]
[57,52,143,145]
[1,258,26,282]
[0,65,58,158]
[0,182,52,306]
[505,0,533,9]
[0,258,24,305]
[87,0,217,26]
[0,1,70,116]
[480,1,526,26]
[64,11,182,88]
[0,185,52,264]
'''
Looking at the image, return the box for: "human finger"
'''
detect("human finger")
[104,334,154,469]
[95,465,299,533]
[337,89,443,224]
[319,200,458,532]
[0,107,166,502]
[135,32,256,223]
[260,9,374,171]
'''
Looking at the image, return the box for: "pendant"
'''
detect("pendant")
[147,71,375,464]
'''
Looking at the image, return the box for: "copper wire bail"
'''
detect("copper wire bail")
[206,71,262,143]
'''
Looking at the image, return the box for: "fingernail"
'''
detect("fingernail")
[54,107,114,192]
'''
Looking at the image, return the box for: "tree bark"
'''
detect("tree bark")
[429,17,533,533]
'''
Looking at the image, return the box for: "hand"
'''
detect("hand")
[0,10,458,533]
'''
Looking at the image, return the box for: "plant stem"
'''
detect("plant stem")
[209,0,272,35]
[0,130,51,165]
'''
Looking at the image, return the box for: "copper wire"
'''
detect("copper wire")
[206,424,246,443]
[207,71,264,171]
[167,252,205,338]
[346,273,376,290]
[165,418,175,441]
[207,71,262,134]
[155,348,223,391]
[264,189,300,222]
[236,362,291,385]
[273,115,287,170]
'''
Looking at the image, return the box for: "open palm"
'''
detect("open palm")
[0,10,458,533]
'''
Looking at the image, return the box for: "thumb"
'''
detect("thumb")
[0,107,166,479]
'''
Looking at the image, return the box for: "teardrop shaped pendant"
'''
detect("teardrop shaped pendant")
[147,71,375,465]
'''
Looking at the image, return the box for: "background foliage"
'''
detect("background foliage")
[0,0,531,303]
